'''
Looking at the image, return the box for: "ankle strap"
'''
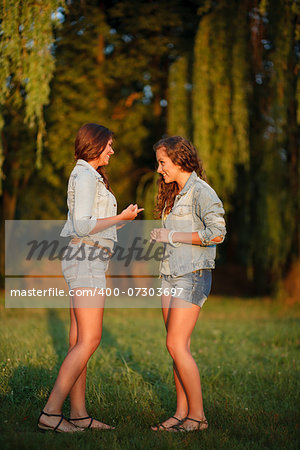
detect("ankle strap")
[186,417,207,424]
[68,416,91,421]
[40,410,63,418]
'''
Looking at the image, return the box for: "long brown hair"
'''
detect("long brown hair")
[154,136,206,217]
[74,123,113,191]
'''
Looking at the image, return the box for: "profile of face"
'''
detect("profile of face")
[156,147,182,183]
[95,138,114,167]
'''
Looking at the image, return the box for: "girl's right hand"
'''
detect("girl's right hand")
[119,204,144,221]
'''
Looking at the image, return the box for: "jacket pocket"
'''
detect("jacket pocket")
[171,205,192,217]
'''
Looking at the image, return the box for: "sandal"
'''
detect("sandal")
[174,416,208,432]
[68,416,114,430]
[37,410,84,433]
[151,415,185,431]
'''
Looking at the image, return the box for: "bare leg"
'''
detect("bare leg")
[151,295,189,430]
[68,297,114,429]
[166,298,207,431]
[68,297,88,416]
[39,291,105,431]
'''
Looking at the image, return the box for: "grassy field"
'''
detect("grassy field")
[0,296,299,449]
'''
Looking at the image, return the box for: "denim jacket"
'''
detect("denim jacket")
[161,171,226,276]
[60,159,117,242]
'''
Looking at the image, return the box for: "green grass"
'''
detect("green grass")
[0,296,299,449]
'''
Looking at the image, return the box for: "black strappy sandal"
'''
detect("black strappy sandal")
[68,416,94,429]
[175,416,208,432]
[151,415,185,431]
[68,416,114,430]
[37,410,82,433]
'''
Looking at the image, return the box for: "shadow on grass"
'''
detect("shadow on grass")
[1,310,69,433]
[47,309,69,363]
[94,322,175,427]
[2,309,171,431]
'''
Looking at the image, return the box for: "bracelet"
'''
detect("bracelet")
[168,230,180,247]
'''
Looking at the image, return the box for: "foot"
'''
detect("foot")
[68,415,115,430]
[176,416,208,432]
[151,415,186,431]
[38,410,84,433]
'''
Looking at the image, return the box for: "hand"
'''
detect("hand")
[150,228,170,243]
[119,204,144,221]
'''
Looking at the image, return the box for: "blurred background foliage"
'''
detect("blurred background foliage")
[0,0,299,297]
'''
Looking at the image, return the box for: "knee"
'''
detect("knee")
[166,334,190,360]
[166,335,180,359]
[80,332,102,354]
[69,335,77,350]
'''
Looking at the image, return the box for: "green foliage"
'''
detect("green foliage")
[46,0,189,211]
[231,1,250,168]
[167,55,191,138]
[136,172,159,219]
[193,1,250,209]
[193,13,214,179]
[0,0,65,193]
[1,0,299,294]
[192,0,299,293]
[249,0,299,291]
[46,1,150,210]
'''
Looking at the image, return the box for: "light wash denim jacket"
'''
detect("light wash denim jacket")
[60,159,117,242]
[161,171,226,276]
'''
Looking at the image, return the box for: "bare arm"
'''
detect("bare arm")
[172,231,223,245]
[150,229,223,245]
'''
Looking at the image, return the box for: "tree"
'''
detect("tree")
[192,0,300,294]
[249,0,300,292]
[167,55,192,139]
[0,0,65,282]
[46,0,195,213]
[0,0,65,195]
[193,0,250,208]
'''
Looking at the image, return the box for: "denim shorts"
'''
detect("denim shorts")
[61,243,109,290]
[161,269,212,307]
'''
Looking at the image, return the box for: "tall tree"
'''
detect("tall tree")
[167,55,192,139]
[193,0,299,293]
[249,0,300,292]
[0,0,65,282]
[0,0,65,196]
[47,0,195,213]
[193,1,250,208]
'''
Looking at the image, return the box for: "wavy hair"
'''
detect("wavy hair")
[154,136,206,217]
[74,123,113,191]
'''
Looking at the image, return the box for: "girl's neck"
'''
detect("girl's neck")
[176,171,192,191]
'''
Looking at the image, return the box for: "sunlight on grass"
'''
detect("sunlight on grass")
[0,296,299,449]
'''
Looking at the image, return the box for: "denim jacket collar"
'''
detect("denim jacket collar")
[76,159,103,180]
[177,171,198,197]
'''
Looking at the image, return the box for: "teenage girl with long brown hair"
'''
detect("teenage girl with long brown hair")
[150,136,226,432]
[37,123,143,433]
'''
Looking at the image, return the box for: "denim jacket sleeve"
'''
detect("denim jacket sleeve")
[194,185,226,246]
[73,170,98,237]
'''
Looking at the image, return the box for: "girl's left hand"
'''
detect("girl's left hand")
[150,228,170,243]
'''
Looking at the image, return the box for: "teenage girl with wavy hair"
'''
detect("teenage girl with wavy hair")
[151,136,226,432]
[155,136,206,217]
